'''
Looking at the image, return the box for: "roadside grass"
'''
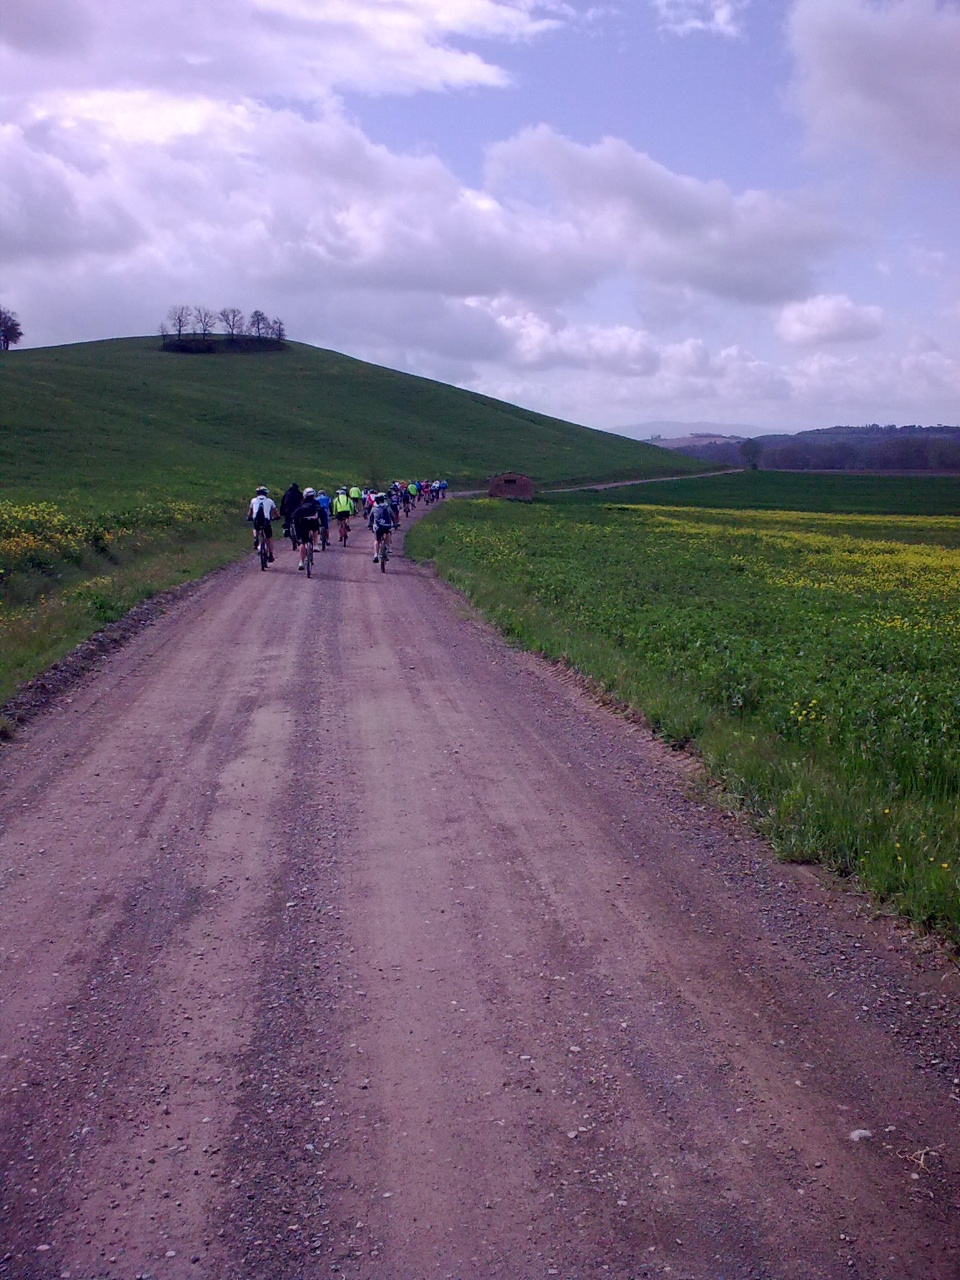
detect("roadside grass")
[543,470,960,516]
[0,512,246,707]
[407,500,960,943]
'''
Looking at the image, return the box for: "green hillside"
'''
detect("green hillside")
[0,336,706,708]
[1,337,702,508]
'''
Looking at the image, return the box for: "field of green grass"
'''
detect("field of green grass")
[1,336,703,704]
[1,337,702,509]
[544,469,960,515]
[407,497,960,943]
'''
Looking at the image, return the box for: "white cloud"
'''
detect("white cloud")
[487,126,843,304]
[1,99,843,325]
[467,297,662,372]
[2,0,955,432]
[790,346,960,411]
[789,0,960,172]
[776,294,884,345]
[908,245,948,280]
[0,0,565,101]
[649,0,748,37]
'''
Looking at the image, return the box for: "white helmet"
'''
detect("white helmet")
[303,487,316,498]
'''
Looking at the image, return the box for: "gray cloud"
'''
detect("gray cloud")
[0,0,94,56]
[790,0,960,173]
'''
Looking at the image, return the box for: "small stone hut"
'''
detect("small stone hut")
[488,472,535,501]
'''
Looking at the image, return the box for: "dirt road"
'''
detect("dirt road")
[1,514,958,1280]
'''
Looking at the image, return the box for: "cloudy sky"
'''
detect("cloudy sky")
[2,0,958,434]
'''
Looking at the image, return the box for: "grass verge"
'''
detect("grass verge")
[0,512,247,707]
[407,499,960,945]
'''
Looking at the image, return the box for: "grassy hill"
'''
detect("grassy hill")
[0,336,705,707]
[1,337,703,508]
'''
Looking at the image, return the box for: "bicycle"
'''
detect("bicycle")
[319,522,329,551]
[377,528,392,573]
[337,514,350,547]
[255,524,270,571]
[303,534,314,578]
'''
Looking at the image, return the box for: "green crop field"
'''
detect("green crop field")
[408,499,960,943]
[544,469,960,516]
[0,336,703,706]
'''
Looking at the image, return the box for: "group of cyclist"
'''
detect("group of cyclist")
[246,478,448,572]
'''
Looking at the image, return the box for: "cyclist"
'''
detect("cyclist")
[293,487,324,570]
[348,483,362,515]
[368,492,397,563]
[332,487,353,544]
[388,486,401,525]
[439,479,448,499]
[401,486,411,517]
[279,482,302,541]
[247,486,278,561]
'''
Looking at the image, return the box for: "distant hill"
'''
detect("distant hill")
[0,338,706,509]
[613,419,762,442]
[656,421,960,471]
[750,423,960,472]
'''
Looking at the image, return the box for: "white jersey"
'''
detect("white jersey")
[248,495,278,521]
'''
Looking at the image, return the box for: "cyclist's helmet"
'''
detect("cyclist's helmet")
[376,492,388,503]
[303,487,316,498]
[256,485,269,494]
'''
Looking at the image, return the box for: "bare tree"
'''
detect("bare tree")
[272,316,286,342]
[219,307,245,338]
[194,306,216,337]
[248,309,268,339]
[167,304,192,340]
[0,307,23,350]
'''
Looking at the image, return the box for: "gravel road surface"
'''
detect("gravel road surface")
[1,513,958,1280]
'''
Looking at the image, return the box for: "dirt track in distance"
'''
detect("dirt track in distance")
[1,508,958,1280]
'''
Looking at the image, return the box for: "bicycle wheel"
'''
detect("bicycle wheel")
[259,537,268,570]
[305,542,313,577]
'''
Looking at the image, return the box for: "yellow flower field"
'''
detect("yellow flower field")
[409,500,960,941]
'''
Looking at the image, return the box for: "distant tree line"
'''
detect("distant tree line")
[671,423,960,473]
[160,305,286,352]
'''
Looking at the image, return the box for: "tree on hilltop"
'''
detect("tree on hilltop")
[219,307,245,338]
[248,309,269,338]
[0,307,23,350]
[194,306,216,337]
[167,304,192,339]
